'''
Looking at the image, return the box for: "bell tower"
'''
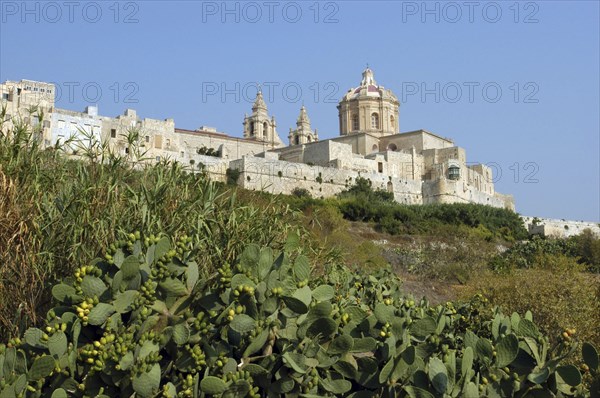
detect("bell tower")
[243,91,284,147]
[288,105,318,146]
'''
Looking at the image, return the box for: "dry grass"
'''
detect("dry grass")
[0,167,47,335]
[458,259,600,353]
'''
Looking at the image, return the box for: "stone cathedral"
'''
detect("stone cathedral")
[0,68,514,209]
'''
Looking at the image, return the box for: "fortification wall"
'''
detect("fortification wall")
[230,156,422,204]
[521,216,600,238]
[422,178,514,210]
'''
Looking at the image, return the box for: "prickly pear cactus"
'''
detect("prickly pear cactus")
[0,232,595,397]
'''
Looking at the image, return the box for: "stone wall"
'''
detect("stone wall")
[521,216,600,238]
[232,156,440,205]
[175,128,277,160]
[422,178,514,210]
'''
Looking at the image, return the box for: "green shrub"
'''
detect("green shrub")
[0,233,596,397]
[290,187,311,199]
[570,229,600,273]
[334,179,527,240]
[490,235,578,273]
[225,168,240,185]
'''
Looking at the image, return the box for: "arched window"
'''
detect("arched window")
[263,122,268,137]
[294,135,299,145]
[371,113,379,129]
[352,114,359,131]
[372,144,379,153]
[390,115,395,131]
[250,122,255,136]
[307,136,312,143]
[387,143,397,152]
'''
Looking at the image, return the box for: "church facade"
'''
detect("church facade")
[0,69,514,210]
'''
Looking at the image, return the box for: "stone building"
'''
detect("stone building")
[0,69,515,209]
[0,79,55,145]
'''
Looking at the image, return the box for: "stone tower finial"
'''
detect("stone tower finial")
[252,90,267,112]
[297,105,310,127]
[361,66,377,86]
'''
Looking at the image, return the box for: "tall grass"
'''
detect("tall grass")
[0,118,302,339]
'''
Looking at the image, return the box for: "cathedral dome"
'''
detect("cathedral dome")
[337,67,400,137]
[342,67,398,102]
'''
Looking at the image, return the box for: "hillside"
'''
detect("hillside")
[1,122,599,396]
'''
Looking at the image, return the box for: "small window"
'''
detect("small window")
[448,165,460,180]
[390,115,395,130]
[166,139,171,148]
[1,93,8,100]
[378,162,383,173]
[125,147,129,154]
[110,129,116,138]
[294,136,299,145]
[145,135,150,143]
[180,151,184,158]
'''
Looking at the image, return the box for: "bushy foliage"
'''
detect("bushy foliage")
[489,235,577,272]
[338,176,395,203]
[290,187,311,199]
[196,146,220,157]
[225,168,241,185]
[0,233,597,397]
[332,177,529,241]
[0,123,297,339]
[490,232,600,273]
[570,229,600,273]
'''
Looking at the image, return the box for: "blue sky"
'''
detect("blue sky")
[1,0,598,221]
